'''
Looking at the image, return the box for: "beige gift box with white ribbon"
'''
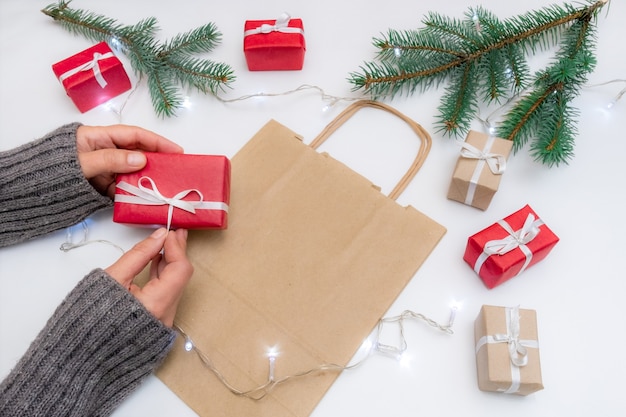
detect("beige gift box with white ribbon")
[447,130,513,210]
[474,305,544,396]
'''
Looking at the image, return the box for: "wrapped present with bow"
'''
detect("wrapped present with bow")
[113,152,230,230]
[52,42,131,113]
[474,305,543,396]
[463,204,559,289]
[243,12,306,71]
[447,130,513,210]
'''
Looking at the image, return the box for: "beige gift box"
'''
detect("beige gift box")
[474,305,544,396]
[447,130,513,210]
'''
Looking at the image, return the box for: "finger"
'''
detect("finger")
[78,149,147,179]
[153,229,193,290]
[149,252,163,278]
[163,228,189,264]
[77,125,184,154]
[105,228,168,288]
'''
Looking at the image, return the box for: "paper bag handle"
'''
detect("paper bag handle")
[309,100,432,200]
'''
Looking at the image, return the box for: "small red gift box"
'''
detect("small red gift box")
[243,13,306,71]
[463,205,559,289]
[113,153,230,230]
[52,42,131,113]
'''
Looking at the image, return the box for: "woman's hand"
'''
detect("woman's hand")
[76,125,183,198]
[105,228,193,327]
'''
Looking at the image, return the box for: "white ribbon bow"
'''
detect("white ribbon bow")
[459,141,507,175]
[115,176,228,230]
[484,213,542,256]
[244,12,305,37]
[473,213,544,277]
[459,135,507,206]
[475,306,539,394]
[59,52,115,88]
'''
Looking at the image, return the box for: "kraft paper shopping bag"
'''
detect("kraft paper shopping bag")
[155,100,446,417]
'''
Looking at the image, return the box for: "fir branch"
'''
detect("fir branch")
[159,24,222,57]
[437,62,480,134]
[349,0,608,166]
[42,0,234,117]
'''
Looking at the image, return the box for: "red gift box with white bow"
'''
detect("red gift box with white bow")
[52,42,131,113]
[243,13,306,71]
[463,205,559,289]
[113,152,230,230]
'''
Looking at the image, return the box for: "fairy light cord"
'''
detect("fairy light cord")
[585,78,626,108]
[60,221,125,253]
[174,305,457,400]
[103,72,144,123]
[214,84,362,111]
[474,77,624,137]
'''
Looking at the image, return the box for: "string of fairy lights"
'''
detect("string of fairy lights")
[174,305,458,400]
[61,221,459,398]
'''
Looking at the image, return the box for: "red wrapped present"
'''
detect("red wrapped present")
[463,205,559,289]
[113,153,230,230]
[243,12,306,71]
[52,42,131,113]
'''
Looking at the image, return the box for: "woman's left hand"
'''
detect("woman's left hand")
[76,124,183,198]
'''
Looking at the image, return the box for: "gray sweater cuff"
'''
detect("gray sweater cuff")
[0,123,112,247]
[0,268,176,417]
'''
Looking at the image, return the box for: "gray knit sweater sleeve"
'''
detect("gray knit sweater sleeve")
[0,122,112,247]
[0,269,176,417]
[0,126,178,416]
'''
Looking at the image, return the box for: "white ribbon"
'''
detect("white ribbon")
[473,213,544,277]
[475,306,539,394]
[58,52,115,88]
[244,12,305,37]
[115,176,229,230]
[459,135,507,206]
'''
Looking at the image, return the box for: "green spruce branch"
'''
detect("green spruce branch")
[349,0,608,166]
[42,0,235,117]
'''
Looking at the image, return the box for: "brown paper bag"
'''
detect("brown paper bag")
[156,100,446,417]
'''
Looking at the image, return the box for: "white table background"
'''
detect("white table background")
[1,1,624,416]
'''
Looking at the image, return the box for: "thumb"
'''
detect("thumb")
[79,149,147,179]
[105,228,168,288]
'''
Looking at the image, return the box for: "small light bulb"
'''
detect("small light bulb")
[110,37,122,51]
[472,14,481,32]
[182,96,192,109]
[394,47,402,58]
[267,346,279,359]
[268,355,276,381]
[184,337,194,352]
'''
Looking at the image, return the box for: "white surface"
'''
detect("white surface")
[0,1,624,416]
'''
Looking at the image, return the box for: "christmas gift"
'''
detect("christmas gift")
[447,130,513,210]
[243,12,305,71]
[52,42,131,113]
[113,152,230,230]
[150,100,446,417]
[463,204,559,289]
[474,305,543,396]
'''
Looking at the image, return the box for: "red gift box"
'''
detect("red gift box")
[243,13,306,71]
[113,153,230,230]
[463,205,559,289]
[52,42,131,113]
